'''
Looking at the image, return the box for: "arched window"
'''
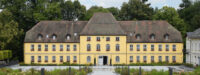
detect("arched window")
[87,56,91,63]
[164,34,169,40]
[38,34,43,40]
[135,34,141,40]
[52,34,57,40]
[150,34,155,40]
[116,56,120,62]
[106,44,110,51]
[97,44,100,51]
[66,34,71,40]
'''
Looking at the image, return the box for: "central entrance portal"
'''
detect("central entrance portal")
[98,56,108,66]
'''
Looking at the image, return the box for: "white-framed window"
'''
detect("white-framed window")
[116,37,120,41]
[73,45,77,51]
[38,56,41,62]
[60,45,63,51]
[97,44,100,51]
[67,56,70,62]
[159,56,162,62]
[87,44,91,51]
[87,36,91,41]
[165,56,169,62]
[106,44,110,51]
[45,44,48,51]
[130,56,133,62]
[31,56,34,62]
[116,56,120,62]
[87,56,91,63]
[151,45,154,51]
[137,44,140,51]
[60,56,63,62]
[173,56,176,62]
[151,56,154,62]
[73,56,77,62]
[159,44,162,51]
[143,56,147,62]
[130,44,133,51]
[173,45,176,51]
[116,44,120,51]
[38,45,41,51]
[97,37,100,41]
[52,45,56,51]
[67,45,70,51]
[166,44,169,51]
[52,56,56,62]
[143,44,147,51]
[31,44,34,51]
[45,56,48,62]
[106,37,110,41]
[53,35,56,40]
[137,56,140,62]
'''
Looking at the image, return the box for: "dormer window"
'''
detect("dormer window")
[164,34,169,40]
[38,34,43,40]
[66,34,71,40]
[136,34,141,40]
[46,35,49,38]
[74,33,77,36]
[150,34,155,40]
[130,33,133,36]
[52,34,57,40]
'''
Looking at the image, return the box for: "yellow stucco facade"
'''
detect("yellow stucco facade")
[24,36,183,65]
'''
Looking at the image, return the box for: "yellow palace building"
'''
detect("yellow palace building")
[24,13,183,65]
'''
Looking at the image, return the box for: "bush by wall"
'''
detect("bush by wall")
[0,50,12,60]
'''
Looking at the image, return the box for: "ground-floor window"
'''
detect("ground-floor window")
[73,56,77,62]
[165,56,169,63]
[45,56,48,62]
[173,56,176,63]
[159,56,162,62]
[116,56,120,62]
[130,56,133,62]
[38,56,41,62]
[52,56,56,62]
[60,56,63,62]
[67,56,70,62]
[31,56,34,62]
[143,56,147,63]
[87,56,91,63]
[151,56,154,62]
[137,56,140,62]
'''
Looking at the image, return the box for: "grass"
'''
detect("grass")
[0,67,92,75]
[115,67,200,75]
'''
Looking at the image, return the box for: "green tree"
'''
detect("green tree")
[107,7,120,20]
[119,0,153,20]
[153,6,186,37]
[83,6,109,20]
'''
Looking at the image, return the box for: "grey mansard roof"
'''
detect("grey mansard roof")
[24,13,183,43]
[187,28,200,39]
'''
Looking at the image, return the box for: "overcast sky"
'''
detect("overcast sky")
[75,0,182,9]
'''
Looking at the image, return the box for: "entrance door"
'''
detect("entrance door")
[103,56,108,65]
[98,56,103,66]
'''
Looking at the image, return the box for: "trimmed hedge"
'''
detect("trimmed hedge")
[0,50,12,60]
[19,62,93,66]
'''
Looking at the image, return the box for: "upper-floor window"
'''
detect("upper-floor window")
[31,56,34,62]
[87,44,91,51]
[38,56,41,62]
[159,45,162,51]
[45,56,48,62]
[87,37,91,41]
[60,45,63,51]
[87,56,91,63]
[143,44,147,51]
[97,44,100,51]
[38,45,41,51]
[116,44,120,51]
[97,37,100,41]
[143,56,147,63]
[166,44,169,51]
[136,34,141,40]
[130,56,133,62]
[106,37,110,41]
[31,44,34,51]
[173,45,176,51]
[106,44,110,51]
[164,34,169,40]
[116,56,120,62]
[151,45,154,51]
[116,37,120,41]
[52,56,56,62]
[52,34,57,40]
[73,45,77,51]
[150,34,155,40]
[52,45,56,51]
[45,44,48,51]
[137,44,140,51]
[130,44,133,51]
[67,45,70,51]
[60,56,63,62]
[159,56,162,62]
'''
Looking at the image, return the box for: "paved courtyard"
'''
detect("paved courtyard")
[5,64,194,75]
